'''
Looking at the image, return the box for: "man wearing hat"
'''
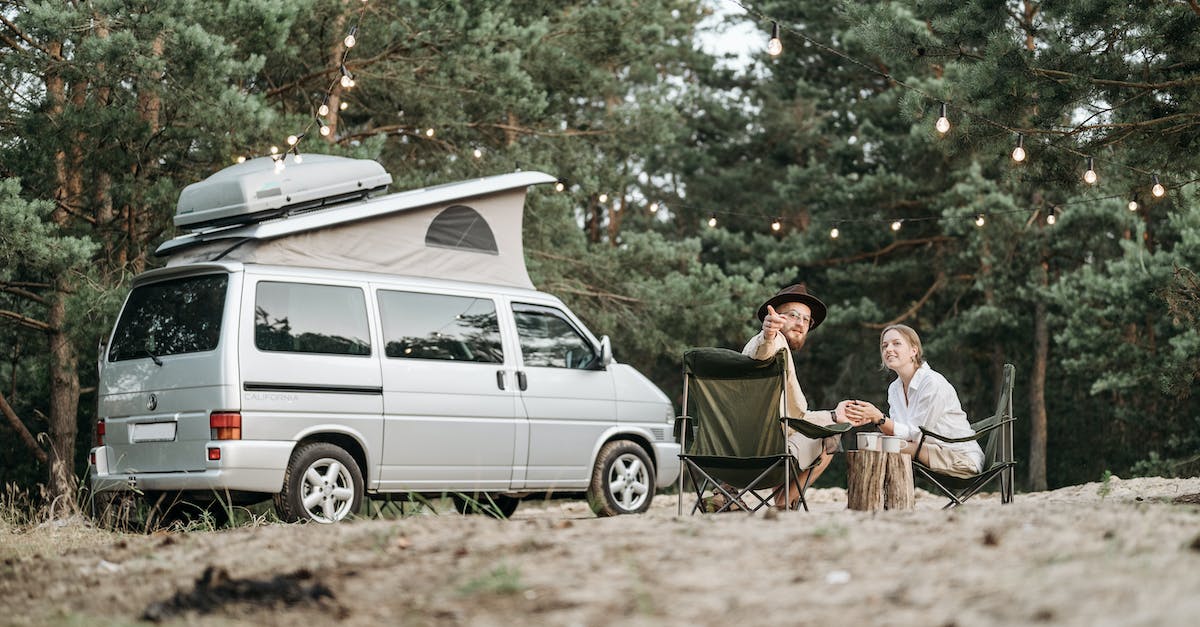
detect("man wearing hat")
[743,283,847,508]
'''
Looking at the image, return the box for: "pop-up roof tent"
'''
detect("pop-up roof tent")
[156,155,556,290]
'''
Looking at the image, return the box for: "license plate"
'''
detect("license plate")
[131,421,177,442]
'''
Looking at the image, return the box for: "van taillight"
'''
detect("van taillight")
[210,412,242,440]
[95,420,106,446]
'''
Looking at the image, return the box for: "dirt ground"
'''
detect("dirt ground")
[3,475,1200,627]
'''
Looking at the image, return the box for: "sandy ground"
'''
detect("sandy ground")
[2,475,1200,626]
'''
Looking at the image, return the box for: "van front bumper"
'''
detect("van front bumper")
[89,440,293,495]
[653,442,682,488]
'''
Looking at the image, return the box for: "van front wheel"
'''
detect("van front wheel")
[587,441,655,517]
[275,442,363,523]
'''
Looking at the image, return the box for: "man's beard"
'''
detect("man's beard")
[785,333,806,351]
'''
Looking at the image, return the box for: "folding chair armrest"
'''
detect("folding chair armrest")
[783,417,852,439]
[919,417,1014,444]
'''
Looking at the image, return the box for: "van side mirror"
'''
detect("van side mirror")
[598,335,613,369]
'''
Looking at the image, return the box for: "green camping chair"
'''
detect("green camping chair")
[913,363,1017,508]
[675,347,850,514]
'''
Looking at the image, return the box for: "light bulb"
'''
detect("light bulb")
[767,22,782,57]
[318,103,329,117]
[935,103,950,134]
[340,102,349,111]
[319,124,331,137]
[341,74,353,88]
[344,34,356,48]
[1011,134,1025,162]
[287,135,298,146]
[1128,199,1139,212]
[830,227,840,239]
[270,145,279,154]
[771,218,782,232]
[425,128,434,137]
[891,220,902,231]
[975,215,985,227]
[1083,157,1097,184]
[598,193,608,203]
[1152,175,1165,197]
[473,148,482,159]
[236,156,246,164]
[707,215,717,228]
[273,158,285,173]
[1047,214,1056,225]
[649,202,659,213]
[554,181,565,192]
[292,153,303,164]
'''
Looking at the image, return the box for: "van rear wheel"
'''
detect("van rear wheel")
[275,442,363,523]
[587,440,655,517]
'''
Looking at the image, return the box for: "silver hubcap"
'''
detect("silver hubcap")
[607,452,649,511]
[299,457,355,523]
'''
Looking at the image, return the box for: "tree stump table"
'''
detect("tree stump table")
[847,450,915,511]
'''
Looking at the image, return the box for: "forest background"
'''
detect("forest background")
[1,0,1198,510]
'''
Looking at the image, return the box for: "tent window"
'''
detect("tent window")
[425,205,499,254]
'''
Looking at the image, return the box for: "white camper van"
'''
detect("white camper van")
[89,155,680,523]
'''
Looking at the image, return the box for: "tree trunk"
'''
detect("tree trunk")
[1029,260,1050,491]
[847,450,885,511]
[46,283,81,515]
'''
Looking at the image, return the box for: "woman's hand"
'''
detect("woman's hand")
[843,400,883,426]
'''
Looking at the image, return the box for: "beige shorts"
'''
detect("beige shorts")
[922,441,979,478]
[786,431,825,469]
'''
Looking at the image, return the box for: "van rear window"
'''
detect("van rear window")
[108,274,228,362]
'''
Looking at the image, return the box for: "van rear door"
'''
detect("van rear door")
[100,271,238,473]
[374,289,519,491]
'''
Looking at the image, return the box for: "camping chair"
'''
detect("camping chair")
[912,363,1017,508]
[675,347,850,514]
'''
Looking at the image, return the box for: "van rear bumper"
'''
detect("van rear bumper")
[652,442,682,488]
[89,440,292,495]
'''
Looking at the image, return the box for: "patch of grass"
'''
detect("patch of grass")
[811,523,848,538]
[458,563,525,596]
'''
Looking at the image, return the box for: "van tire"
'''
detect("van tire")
[587,440,655,517]
[275,442,363,523]
[451,493,520,519]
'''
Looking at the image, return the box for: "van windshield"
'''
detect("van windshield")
[108,274,228,362]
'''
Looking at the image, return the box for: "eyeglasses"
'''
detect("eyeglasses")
[776,310,812,327]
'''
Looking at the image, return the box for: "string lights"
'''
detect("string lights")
[935,103,950,135]
[239,0,1192,240]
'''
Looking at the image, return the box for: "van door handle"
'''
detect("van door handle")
[495,370,505,390]
[517,371,528,391]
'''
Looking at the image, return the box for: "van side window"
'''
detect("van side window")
[377,291,503,363]
[108,274,228,362]
[255,282,371,356]
[512,304,597,369]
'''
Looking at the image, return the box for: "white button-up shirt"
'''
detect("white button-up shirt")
[887,362,983,470]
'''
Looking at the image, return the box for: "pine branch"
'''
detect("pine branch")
[863,273,946,330]
[0,390,49,464]
[1189,0,1200,17]
[0,309,52,332]
[1029,67,1200,91]
[0,284,47,305]
[0,13,60,59]
[803,236,952,267]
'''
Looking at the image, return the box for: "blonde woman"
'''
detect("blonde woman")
[844,324,983,477]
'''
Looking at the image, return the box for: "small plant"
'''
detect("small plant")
[1098,470,1113,498]
[458,564,525,596]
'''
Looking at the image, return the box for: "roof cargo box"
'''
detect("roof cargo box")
[174,155,392,231]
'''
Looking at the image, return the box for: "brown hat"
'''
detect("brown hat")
[756,284,828,329]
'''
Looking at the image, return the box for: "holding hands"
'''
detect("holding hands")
[839,399,884,426]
